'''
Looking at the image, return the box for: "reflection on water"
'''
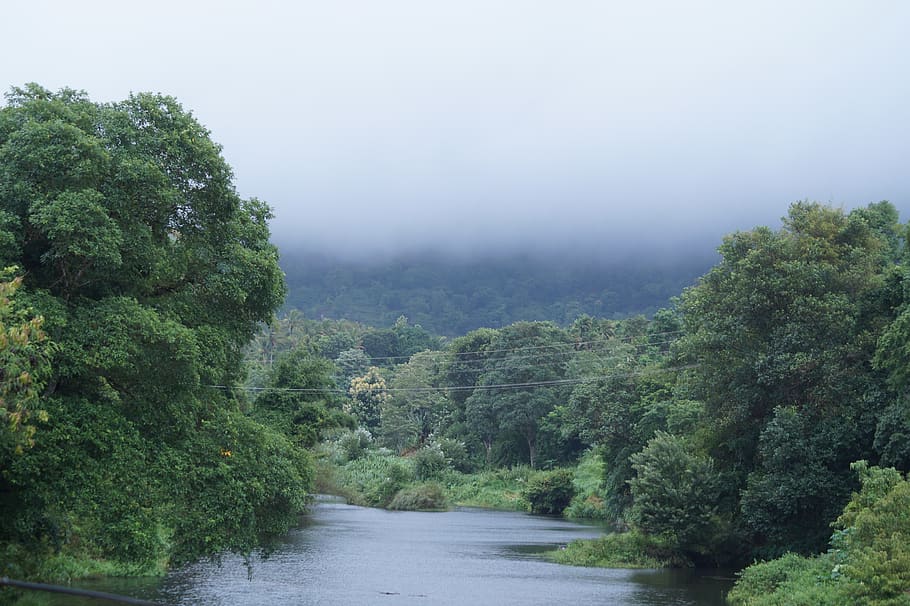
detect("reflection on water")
[16,499,732,605]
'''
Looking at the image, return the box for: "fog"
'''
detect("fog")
[4,1,909,262]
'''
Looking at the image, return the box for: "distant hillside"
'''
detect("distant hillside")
[279,250,716,336]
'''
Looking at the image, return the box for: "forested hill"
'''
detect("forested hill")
[279,250,716,335]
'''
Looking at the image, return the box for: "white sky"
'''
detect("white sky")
[3,1,910,259]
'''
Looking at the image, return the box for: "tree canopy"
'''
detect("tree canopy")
[0,84,299,575]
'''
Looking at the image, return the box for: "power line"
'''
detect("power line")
[204,363,697,395]
[251,329,685,365]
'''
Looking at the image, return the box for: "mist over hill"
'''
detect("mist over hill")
[279,247,717,335]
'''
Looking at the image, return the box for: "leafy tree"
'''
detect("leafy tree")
[252,348,343,448]
[0,270,53,450]
[677,201,899,554]
[334,347,370,391]
[392,315,442,358]
[380,351,449,451]
[740,406,860,557]
[443,328,499,461]
[629,432,725,556]
[464,322,571,468]
[348,367,389,430]
[0,84,294,573]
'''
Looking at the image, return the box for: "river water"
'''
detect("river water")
[30,498,733,605]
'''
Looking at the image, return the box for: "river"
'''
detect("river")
[28,497,733,605]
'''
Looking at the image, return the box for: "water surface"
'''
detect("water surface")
[29,498,732,605]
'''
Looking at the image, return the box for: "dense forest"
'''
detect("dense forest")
[280,250,714,335]
[3,85,910,605]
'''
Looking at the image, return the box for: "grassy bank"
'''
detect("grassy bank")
[316,438,612,515]
[543,531,690,569]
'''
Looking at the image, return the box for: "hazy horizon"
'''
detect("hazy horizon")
[4,1,909,262]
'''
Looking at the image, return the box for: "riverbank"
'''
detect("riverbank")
[543,531,691,569]
[315,443,609,515]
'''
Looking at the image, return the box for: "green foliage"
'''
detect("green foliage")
[726,553,849,606]
[380,351,449,451]
[463,322,572,468]
[334,452,415,507]
[434,436,474,473]
[740,406,859,556]
[334,347,370,390]
[413,443,447,481]
[0,84,306,579]
[522,469,576,515]
[252,348,342,448]
[546,530,687,569]
[347,367,389,430]
[831,462,910,604]
[563,450,609,519]
[676,201,900,560]
[679,202,895,469]
[443,466,532,511]
[388,482,447,511]
[336,427,373,462]
[0,270,53,450]
[731,463,910,606]
[629,432,726,555]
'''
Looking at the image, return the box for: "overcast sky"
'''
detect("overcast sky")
[4,1,910,260]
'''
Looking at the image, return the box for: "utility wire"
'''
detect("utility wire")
[253,330,685,366]
[340,329,685,363]
[205,363,697,395]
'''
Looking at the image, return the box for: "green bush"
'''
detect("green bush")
[443,467,532,510]
[388,483,447,511]
[564,450,609,519]
[729,463,910,606]
[726,553,849,606]
[435,437,474,473]
[629,432,724,553]
[523,469,576,515]
[335,452,415,507]
[833,462,910,604]
[546,530,687,568]
[414,444,447,480]
[563,493,609,520]
[337,428,373,462]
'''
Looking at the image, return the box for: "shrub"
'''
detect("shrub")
[833,462,910,604]
[443,466,531,510]
[336,453,414,507]
[523,469,576,515]
[629,432,724,553]
[414,443,447,480]
[388,483,447,511]
[564,450,609,519]
[337,428,372,462]
[435,437,474,473]
[564,493,609,520]
[726,553,848,606]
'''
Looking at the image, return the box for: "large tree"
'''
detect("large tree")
[677,201,900,555]
[0,84,296,573]
[464,322,572,468]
